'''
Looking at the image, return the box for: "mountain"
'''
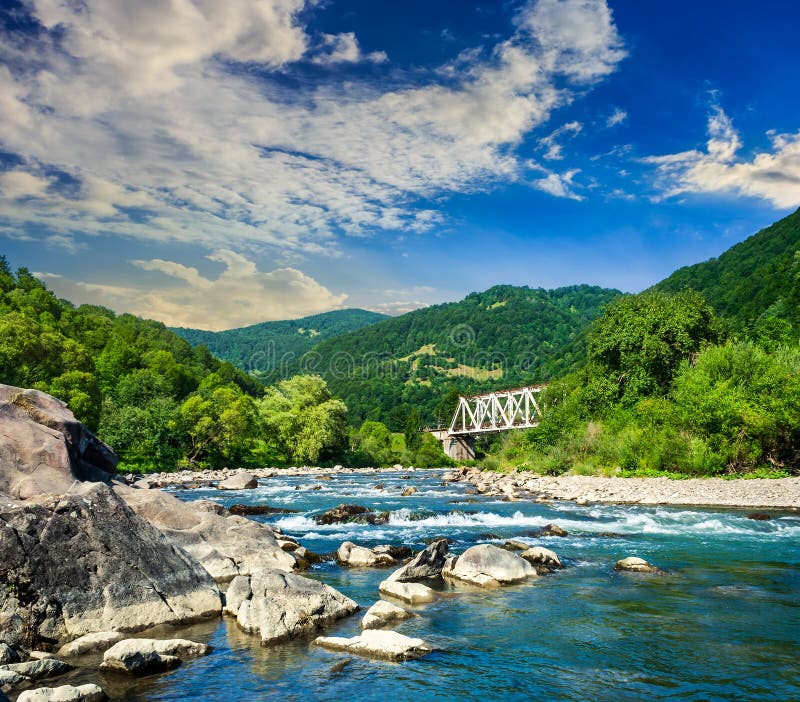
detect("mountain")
[172,309,388,380]
[654,207,800,331]
[290,285,622,427]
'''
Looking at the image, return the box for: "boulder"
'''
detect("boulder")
[223,575,252,617]
[336,542,396,568]
[234,570,359,646]
[0,643,22,665]
[540,524,569,537]
[614,557,665,575]
[99,651,180,676]
[378,580,436,605]
[100,638,209,676]
[0,484,221,650]
[315,504,370,525]
[443,544,536,587]
[17,684,106,702]
[520,546,563,573]
[373,545,413,560]
[1,658,72,681]
[57,632,125,658]
[400,487,417,497]
[503,540,530,551]
[0,385,117,500]
[361,601,414,630]
[314,630,431,661]
[229,504,297,516]
[385,539,449,583]
[217,472,258,491]
[0,668,27,688]
[117,486,296,581]
[746,512,771,521]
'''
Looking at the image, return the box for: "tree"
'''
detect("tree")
[48,370,102,431]
[404,407,422,454]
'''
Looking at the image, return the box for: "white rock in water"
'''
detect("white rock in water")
[314,630,432,661]
[3,658,72,681]
[217,471,258,490]
[615,556,665,574]
[443,544,536,587]
[378,579,437,604]
[57,631,124,658]
[101,638,210,674]
[337,542,396,568]
[17,684,106,702]
[361,600,414,629]
[520,546,563,572]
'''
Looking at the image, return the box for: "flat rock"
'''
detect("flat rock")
[57,631,125,658]
[336,542,395,568]
[100,638,208,676]
[361,600,414,629]
[3,658,72,681]
[614,556,666,574]
[443,544,536,587]
[217,472,258,490]
[314,630,432,661]
[378,579,436,605]
[235,569,359,646]
[17,684,106,702]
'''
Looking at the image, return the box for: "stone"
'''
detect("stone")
[99,651,180,676]
[2,658,72,681]
[378,580,436,605]
[217,472,258,490]
[118,486,296,581]
[100,639,208,675]
[520,546,563,573]
[401,487,417,497]
[0,668,27,687]
[540,524,569,537]
[503,539,530,551]
[0,643,21,665]
[614,557,666,575]
[0,484,221,651]
[17,684,106,702]
[314,630,432,661]
[224,575,252,617]
[385,539,449,583]
[336,542,396,568]
[57,631,125,658]
[235,569,359,646]
[315,504,370,525]
[361,601,414,630]
[0,385,117,500]
[746,512,771,521]
[443,544,536,587]
[373,545,413,560]
[229,504,297,516]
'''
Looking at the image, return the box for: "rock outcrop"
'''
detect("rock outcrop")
[233,569,359,646]
[443,544,536,587]
[117,487,296,581]
[0,385,117,500]
[0,483,221,650]
[314,630,432,661]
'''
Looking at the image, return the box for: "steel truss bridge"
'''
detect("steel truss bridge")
[448,385,544,436]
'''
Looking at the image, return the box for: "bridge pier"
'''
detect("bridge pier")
[428,429,475,461]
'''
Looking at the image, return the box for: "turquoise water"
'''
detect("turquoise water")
[131,470,799,701]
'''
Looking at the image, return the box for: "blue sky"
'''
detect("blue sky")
[0,0,798,329]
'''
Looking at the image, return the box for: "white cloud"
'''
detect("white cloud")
[0,170,51,199]
[539,121,582,160]
[530,168,583,200]
[39,250,347,330]
[313,33,388,64]
[606,107,627,127]
[0,0,626,256]
[645,107,800,208]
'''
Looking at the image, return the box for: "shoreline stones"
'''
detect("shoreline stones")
[314,630,432,661]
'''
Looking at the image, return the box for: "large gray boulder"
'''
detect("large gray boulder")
[0,385,117,500]
[443,544,536,587]
[386,539,449,583]
[336,542,395,568]
[117,486,296,581]
[234,569,359,646]
[0,483,221,650]
[217,471,258,490]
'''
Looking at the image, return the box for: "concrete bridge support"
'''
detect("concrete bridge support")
[428,429,475,461]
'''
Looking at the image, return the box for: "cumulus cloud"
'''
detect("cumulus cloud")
[0,0,625,256]
[39,250,348,330]
[645,107,800,208]
[313,33,388,64]
[530,168,583,200]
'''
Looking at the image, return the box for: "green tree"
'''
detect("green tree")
[404,407,422,453]
[48,370,102,431]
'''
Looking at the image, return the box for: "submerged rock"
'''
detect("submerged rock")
[443,544,536,587]
[314,630,432,661]
[336,542,396,568]
[234,569,359,646]
[217,471,258,490]
[229,504,297,516]
[746,512,771,521]
[540,524,569,537]
[361,601,414,630]
[315,504,370,525]
[17,684,106,702]
[614,557,666,574]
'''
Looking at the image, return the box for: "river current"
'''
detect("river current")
[126,470,799,701]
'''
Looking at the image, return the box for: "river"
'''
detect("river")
[124,469,799,701]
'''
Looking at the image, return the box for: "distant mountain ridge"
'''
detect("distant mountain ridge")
[653,207,800,331]
[171,308,388,378]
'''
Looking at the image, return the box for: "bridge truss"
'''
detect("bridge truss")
[448,385,544,436]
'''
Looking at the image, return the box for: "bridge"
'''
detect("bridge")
[428,385,544,460]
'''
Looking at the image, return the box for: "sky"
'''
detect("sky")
[0,0,799,330]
